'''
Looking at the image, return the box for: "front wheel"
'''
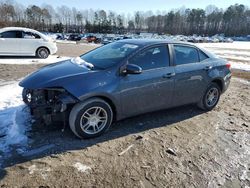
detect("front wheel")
[198,83,221,111]
[69,98,113,139]
[22,88,32,105]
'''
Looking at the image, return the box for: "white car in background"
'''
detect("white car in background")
[0,27,57,58]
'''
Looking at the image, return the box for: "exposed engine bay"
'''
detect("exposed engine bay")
[22,88,78,125]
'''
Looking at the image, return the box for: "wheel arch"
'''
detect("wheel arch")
[79,95,118,122]
[95,96,117,121]
[211,78,224,92]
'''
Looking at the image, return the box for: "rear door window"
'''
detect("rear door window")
[23,32,41,39]
[199,50,209,61]
[174,45,199,65]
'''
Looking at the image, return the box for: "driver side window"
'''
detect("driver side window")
[129,46,170,71]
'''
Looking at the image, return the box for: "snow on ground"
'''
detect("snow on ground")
[0,81,31,155]
[197,42,250,71]
[218,55,250,62]
[56,40,76,44]
[78,42,101,47]
[209,50,250,57]
[198,41,250,50]
[230,62,250,71]
[0,55,70,65]
[73,162,91,173]
[56,40,101,47]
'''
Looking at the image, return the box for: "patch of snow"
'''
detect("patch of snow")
[210,50,250,57]
[230,62,250,72]
[0,55,70,65]
[56,40,101,46]
[0,82,31,154]
[56,40,76,44]
[240,164,250,181]
[236,133,250,182]
[79,43,102,47]
[28,164,37,174]
[28,164,51,180]
[197,42,250,50]
[197,42,250,72]
[73,162,91,173]
[217,55,250,62]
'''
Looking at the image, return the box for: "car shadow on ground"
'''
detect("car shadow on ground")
[0,56,38,59]
[0,104,204,179]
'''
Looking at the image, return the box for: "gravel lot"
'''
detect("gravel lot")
[0,42,249,187]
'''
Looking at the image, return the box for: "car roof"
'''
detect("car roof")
[0,27,47,39]
[119,39,194,47]
[0,27,37,33]
[117,39,214,58]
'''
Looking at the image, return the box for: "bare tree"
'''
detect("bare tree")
[0,1,249,36]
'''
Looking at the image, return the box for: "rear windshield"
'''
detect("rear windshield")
[80,42,139,69]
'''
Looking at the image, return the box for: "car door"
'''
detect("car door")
[119,45,175,117]
[20,31,42,55]
[0,30,22,55]
[172,44,211,106]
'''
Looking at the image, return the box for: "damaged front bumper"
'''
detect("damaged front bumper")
[22,87,78,125]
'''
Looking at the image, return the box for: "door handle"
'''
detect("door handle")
[162,72,175,78]
[204,66,212,71]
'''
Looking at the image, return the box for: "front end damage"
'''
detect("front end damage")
[22,88,78,125]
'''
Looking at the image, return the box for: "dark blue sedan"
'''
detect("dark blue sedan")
[20,39,231,138]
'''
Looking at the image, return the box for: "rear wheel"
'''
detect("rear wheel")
[198,83,221,111]
[36,47,50,59]
[69,98,113,139]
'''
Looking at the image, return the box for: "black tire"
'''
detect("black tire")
[69,98,113,139]
[198,83,221,111]
[22,88,32,105]
[36,47,50,59]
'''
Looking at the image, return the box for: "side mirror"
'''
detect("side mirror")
[123,64,142,75]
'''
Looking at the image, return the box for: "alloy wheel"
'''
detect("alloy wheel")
[80,107,108,134]
[205,87,219,107]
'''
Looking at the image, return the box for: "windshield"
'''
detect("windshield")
[80,42,139,69]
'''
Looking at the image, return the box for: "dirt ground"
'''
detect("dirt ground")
[0,43,98,81]
[0,43,249,187]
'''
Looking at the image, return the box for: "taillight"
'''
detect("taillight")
[226,63,231,69]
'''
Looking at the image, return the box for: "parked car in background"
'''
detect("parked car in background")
[20,39,231,139]
[101,36,114,45]
[0,27,57,58]
[67,34,81,41]
[81,35,101,43]
[56,33,65,40]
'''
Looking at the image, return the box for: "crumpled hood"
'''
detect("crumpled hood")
[19,59,92,89]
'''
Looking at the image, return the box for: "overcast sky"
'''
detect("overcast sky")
[14,0,250,13]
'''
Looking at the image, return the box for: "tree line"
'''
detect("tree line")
[0,0,249,36]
